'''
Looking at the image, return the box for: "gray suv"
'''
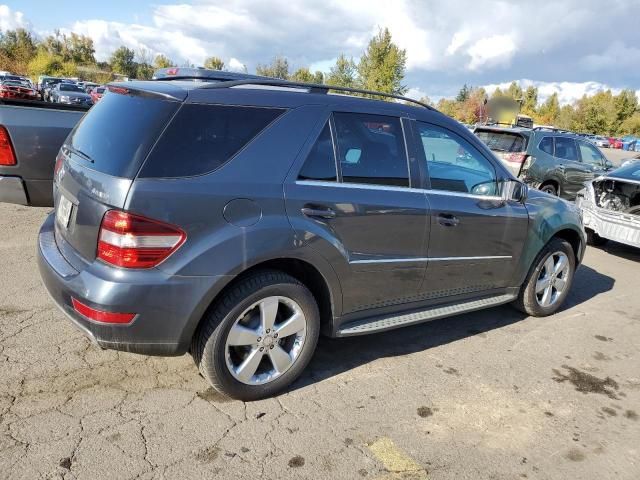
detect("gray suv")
[475,126,614,199]
[38,74,585,400]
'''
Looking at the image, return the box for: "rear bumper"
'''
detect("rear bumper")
[37,213,232,355]
[0,175,28,205]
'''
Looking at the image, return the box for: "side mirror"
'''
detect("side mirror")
[503,180,528,203]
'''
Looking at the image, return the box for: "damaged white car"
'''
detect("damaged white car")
[576,161,640,248]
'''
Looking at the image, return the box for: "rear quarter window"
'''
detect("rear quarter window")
[140,104,285,178]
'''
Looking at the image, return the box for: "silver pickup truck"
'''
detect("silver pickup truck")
[0,99,87,207]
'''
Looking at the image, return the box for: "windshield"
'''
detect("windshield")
[60,84,84,92]
[96,87,105,93]
[475,129,528,152]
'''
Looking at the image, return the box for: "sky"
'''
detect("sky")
[4,1,640,104]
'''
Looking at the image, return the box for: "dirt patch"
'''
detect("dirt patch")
[564,449,585,462]
[288,455,305,468]
[593,352,611,361]
[443,367,461,376]
[624,410,638,421]
[552,365,619,399]
[195,446,220,463]
[59,457,72,470]
[594,335,613,342]
[417,406,433,418]
[601,407,617,417]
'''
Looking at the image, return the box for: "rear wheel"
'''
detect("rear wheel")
[586,228,608,247]
[513,238,576,317]
[540,183,558,196]
[192,271,320,401]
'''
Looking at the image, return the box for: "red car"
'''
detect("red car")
[608,137,623,149]
[0,80,38,100]
[90,86,106,103]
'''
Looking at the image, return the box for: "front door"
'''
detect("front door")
[285,111,429,314]
[414,121,529,301]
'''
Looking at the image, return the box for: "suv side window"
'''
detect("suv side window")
[298,122,337,181]
[539,136,554,155]
[417,122,498,196]
[553,137,579,161]
[578,140,605,166]
[333,112,409,187]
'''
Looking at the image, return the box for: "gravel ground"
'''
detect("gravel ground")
[1,203,639,480]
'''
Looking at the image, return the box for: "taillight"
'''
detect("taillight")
[0,126,17,166]
[72,298,135,324]
[97,210,186,268]
[166,67,179,75]
[506,153,528,164]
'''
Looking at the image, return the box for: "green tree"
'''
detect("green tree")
[538,93,560,125]
[109,46,136,77]
[357,28,407,97]
[506,81,523,101]
[621,113,640,135]
[204,56,224,70]
[0,28,37,74]
[256,56,290,79]
[456,84,471,102]
[154,54,174,69]
[491,87,505,99]
[290,67,323,83]
[326,54,357,88]
[521,86,538,117]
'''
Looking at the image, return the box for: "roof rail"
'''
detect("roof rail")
[532,126,573,134]
[199,78,434,110]
[152,67,266,82]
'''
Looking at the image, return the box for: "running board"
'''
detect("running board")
[337,293,517,336]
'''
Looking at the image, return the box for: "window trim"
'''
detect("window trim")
[297,119,339,182]
[415,120,501,199]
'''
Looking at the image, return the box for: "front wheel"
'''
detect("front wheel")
[192,271,320,401]
[513,238,576,317]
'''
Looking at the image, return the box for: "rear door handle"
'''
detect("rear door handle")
[437,213,459,227]
[301,206,336,219]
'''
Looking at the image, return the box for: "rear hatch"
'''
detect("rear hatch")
[54,84,183,263]
[474,127,530,177]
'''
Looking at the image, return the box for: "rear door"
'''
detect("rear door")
[54,88,181,262]
[553,136,587,198]
[415,121,529,299]
[285,109,430,314]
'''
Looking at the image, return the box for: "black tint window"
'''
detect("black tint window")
[539,137,554,155]
[475,130,527,152]
[68,91,179,178]
[333,112,408,187]
[554,137,578,161]
[298,123,336,181]
[141,104,284,178]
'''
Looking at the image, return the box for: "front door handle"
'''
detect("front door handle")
[301,206,336,219]
[437,213,459,227]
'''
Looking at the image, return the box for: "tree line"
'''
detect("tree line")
[437,82,640,136]
[2,26,638,136]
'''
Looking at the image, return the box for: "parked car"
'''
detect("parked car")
[608,137,623,149]
[89,86,106,103]
[42,78,63,102]
[38,73,585,400]
[576,161,640,249]
[0,98,89,206]
[83,82,99,94]
[50,83,93,106]
[621,135,638,151]
[0,79,38,100]
[475,126,614,199]
[592,135,610,148]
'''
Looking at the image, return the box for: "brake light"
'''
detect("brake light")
[166,67,179,75]
[107,86,130,95]
[72,298,135,324]
[506,153,528,164]
[0,126,17,166]
[97,210,186,268]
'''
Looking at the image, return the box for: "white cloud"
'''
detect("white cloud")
[227,57,245,72]
[467,35,517,70]
[0,4,29,31]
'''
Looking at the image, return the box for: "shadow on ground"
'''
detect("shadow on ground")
[596,241,640,263]
[292,264,614,391]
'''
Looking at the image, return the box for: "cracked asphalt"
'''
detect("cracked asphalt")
[1,203,639,480]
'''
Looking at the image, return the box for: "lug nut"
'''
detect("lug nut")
[257,337,261,342]
[273,333,278,338]
[266,329,271,333]
[259,347,264,352]
[270,345,274,349]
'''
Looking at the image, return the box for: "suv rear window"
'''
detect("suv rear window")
[475,129,527,153]
[140,104,284,178]
[67,91,179,178]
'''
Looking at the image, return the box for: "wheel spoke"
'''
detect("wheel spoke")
[235,347,264,383]
[268,344,293,373]
[544,256,555,276]
[227,324,260,346]
[554,276,567,292]
[541,284,554,307]
[260,297,279,332]
[554,255,568,275]
[275,311,305,338]
[536,277,551,294]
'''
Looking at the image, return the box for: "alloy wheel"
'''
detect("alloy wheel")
[535,251,570,308]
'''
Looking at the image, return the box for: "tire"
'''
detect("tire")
[191,270,320,401]
[625,205,640,215]
[513,238,576,317]
[586,228,608,247]
[540,183,558,196]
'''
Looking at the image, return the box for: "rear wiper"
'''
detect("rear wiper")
[64,145,93,163]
